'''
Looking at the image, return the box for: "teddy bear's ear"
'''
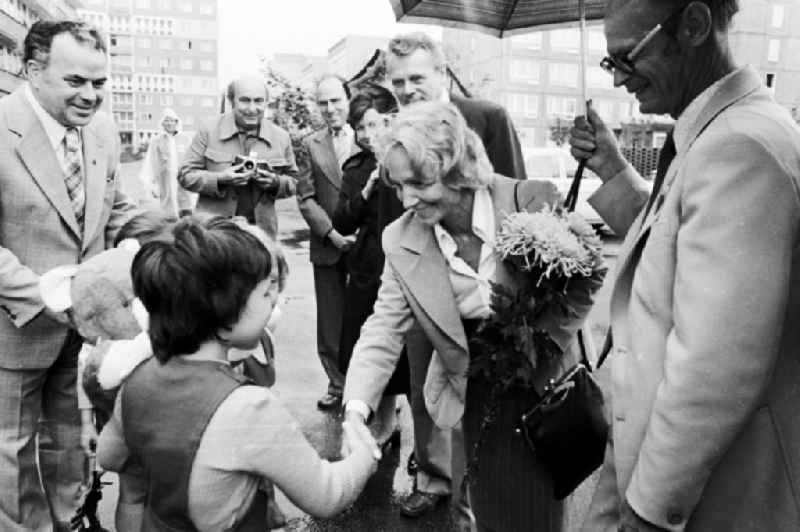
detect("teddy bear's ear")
[39,265,79,312]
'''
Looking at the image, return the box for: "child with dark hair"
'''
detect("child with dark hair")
[98,217,379,531]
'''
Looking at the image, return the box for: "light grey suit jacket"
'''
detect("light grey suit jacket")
[344,175,600,429]
[585,67,800,531]
[0,87,137,369]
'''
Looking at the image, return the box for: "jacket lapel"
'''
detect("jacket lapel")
[313,130,342,189]
[611,68,764,317]
[392,218,469,352]
[11,93,82,240]
[80,122,108,250]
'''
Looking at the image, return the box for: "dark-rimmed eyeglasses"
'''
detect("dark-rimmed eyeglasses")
[600,5,687,76]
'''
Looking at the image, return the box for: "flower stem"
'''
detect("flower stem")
[464,382,501,486]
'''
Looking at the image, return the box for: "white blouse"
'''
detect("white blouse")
[433,187,496,320]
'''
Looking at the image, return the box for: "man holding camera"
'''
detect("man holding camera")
[179,74,297,238]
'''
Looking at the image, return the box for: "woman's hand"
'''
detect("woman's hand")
[361,168,381,200]
[341,418,381,465]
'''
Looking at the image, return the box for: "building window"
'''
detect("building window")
[507,93,538,118]
[588,66,613,89]
[181,96,194,106]
[548,62,578,87]
[159,58,169,69]
[510,32,542,50]
[137,56,150,67]
[200,60,214,72]
[183,40,192,51]
[201,97,214,108]
[158,0,171,9]
[546,96,577,119]
[199,42,215,53]
[159,38,172,50]
[550,29,579,53]
[199,3,214,15]
[510,59,540,83]
[160,95,173,106]
[135,0,150,8]
[138,93,153,105]
[772,5,785,28]
[181,58,193,70]
[588,29,606,53]
[179,0,191,12]
[767,39,781,62]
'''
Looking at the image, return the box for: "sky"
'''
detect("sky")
[217,0,442,87]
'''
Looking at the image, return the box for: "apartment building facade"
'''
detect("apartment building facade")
[444,0,800,148]
[78,0,219,148]
[0,0,81,95]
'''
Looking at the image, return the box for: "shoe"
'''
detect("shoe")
[406,451,418,476]
[316,392,341,411]
[400,490,448,518]
[379,428,401,454]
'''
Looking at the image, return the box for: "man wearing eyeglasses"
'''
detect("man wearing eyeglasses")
[570,1,800,531]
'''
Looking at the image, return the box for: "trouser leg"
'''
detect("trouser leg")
[0,365,51,532]
[38,333,83,532]
[312,262,347,396]
[405,325,451,495]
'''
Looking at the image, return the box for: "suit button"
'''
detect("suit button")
[667,509,684,525]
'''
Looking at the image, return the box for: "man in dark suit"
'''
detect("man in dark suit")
[375,32,527,519]
[0,21,137,530]
[296,75,358,411]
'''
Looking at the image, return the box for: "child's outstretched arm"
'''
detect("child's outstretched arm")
[195,386,378,518]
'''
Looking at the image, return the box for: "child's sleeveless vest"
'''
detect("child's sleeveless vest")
[121,357,267,531]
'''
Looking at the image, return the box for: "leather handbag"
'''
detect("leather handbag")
[515,160,610,500]
[516,330,608,499]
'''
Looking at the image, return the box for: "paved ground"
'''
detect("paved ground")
[94,163,620,531]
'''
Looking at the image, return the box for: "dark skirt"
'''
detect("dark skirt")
[462,320,564,532]
[338,272,409,396]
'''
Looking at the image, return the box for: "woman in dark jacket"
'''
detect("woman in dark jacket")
[332,91,406,448]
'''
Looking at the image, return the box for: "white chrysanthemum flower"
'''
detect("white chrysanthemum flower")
[495,205,603,280]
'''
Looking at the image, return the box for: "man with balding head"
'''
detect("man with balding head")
[570,1,800,530]
[179,74,297,238]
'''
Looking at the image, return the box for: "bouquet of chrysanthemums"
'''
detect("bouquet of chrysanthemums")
[465,205,606,482]
[469,205,605,387]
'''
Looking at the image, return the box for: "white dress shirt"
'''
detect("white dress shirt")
[331,124,354,168]
[24,83,82,170]
[433,186,495,320]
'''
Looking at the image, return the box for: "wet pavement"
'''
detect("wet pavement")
[98,167,621,530]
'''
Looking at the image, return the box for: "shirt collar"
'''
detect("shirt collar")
[330,123,353,140]
[433,187,495,247]
[24,83,71,151]
[673,68,740,154]
[218,111,273,145]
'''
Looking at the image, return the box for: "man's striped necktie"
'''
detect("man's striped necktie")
[63,127,85,232]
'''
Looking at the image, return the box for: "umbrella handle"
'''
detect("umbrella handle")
[564,160,585,213]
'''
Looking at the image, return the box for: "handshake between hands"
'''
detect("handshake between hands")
[341,411,382,466]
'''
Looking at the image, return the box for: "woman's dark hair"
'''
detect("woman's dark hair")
[131,216,272,363]
[347,85,399,128]
[113,211,176,247]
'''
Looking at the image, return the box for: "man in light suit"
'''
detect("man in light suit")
[0,21,137,531]
[296,75,358,411]
[569,1,800,530]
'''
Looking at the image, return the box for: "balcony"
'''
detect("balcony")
[0,68,22,96]
[0,9,26,48]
